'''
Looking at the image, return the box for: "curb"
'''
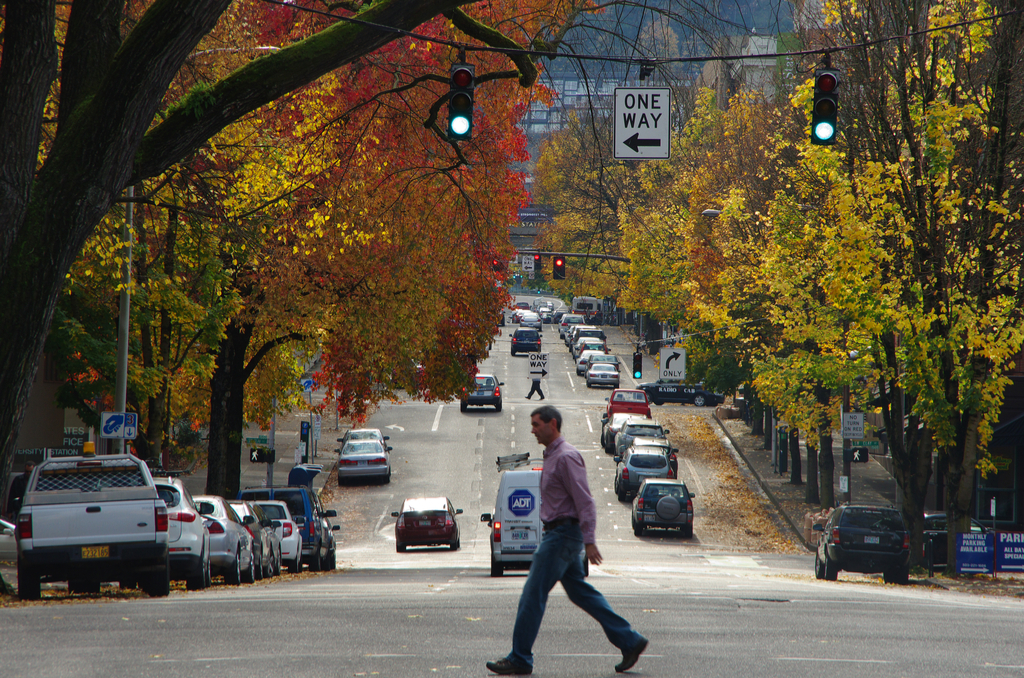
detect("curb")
[713,413,814,551]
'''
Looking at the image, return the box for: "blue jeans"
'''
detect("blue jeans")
[507,523,643,668]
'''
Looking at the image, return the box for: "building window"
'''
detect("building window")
[977,448,1017,525]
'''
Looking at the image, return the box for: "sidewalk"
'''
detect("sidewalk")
[715,414,1024,597]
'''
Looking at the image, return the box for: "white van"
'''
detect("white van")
[481,468,543,577]
[480,460,589,577]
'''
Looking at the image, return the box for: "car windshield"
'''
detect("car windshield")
[591,364,616,372]
[348,430,380,442]
[403,498,447,513]
[644,484,685,499]
[273,491,306,520]
[614,391,646,402]
[626,424,662,436]
[841,509,904,531]
[258,503,289,520]
[591,355,619,364]
[343,441,382,456]
[475,376,495,387]
[630,454,667,469]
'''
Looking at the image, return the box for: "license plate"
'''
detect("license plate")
[420,520,432,527]
[864,535,880,544]
[510,530,530,540]
[358,460,367,466]
[82,545,109,559]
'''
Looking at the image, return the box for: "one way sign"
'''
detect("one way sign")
[614,88,671,160]
[529,352,549,378]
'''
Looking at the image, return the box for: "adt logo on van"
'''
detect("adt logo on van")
[508,489,535,516]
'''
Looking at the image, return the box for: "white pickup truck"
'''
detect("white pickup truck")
[15,453,170,599]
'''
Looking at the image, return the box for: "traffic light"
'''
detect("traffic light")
[492,259,502,271]
[533,254,542,272]
[553,257,565,280]
[447,63,475,140]
[811,69,840,145]
[632,351,643,379]
[843,446,870,464]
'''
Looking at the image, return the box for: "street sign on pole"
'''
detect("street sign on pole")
[100,412,138,440]
[842,412,865,440]
[614,88,671,160]
[521,255,534,272]
[658,348,686,381]
[529,352,549,378]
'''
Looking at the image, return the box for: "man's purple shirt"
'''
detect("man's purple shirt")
[540,435,598,544]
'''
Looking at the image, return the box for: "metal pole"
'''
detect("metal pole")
[112,186,134,455]
[267,397,276,487]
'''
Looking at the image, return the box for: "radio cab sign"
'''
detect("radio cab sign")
[508,489,535,517]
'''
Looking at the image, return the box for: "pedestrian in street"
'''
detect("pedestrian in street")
[524,376,544,400]
[5,461,35,519]
[486,405,647,676]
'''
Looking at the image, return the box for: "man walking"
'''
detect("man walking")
[486,406,647,675]
[524,376,544,400]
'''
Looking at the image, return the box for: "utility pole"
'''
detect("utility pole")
[112,186,133,455]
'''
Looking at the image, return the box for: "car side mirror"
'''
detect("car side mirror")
[812,524,824,532]
[480,513,492,523]
[605,398,610,402]
[455,509,463,515]
[332,525,340,531]
[499,382,505,386]
[664,430,671,435]
[337,438,345,443]
[323,509,337,518]
[613,456,622,463]
[383,436,390,441]
[671,448,679,455]
[386,446,393,452]
[391,511,400,517]
[271,520,282,529]
[243,515,256,525]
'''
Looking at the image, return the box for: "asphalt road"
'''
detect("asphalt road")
[3,295,1024,677]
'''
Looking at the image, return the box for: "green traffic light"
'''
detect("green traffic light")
[813,121,835,141]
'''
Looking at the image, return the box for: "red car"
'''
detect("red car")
[391,497,463,552]
[604,389,652,419]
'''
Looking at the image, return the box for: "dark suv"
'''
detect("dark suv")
[237,486,339,571]
[814,505,910,584]
[511,328,541,355]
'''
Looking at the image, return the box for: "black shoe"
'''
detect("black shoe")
[486,658,532,675]
[525,397,532,400]
[615,637,648,673]
[539,397,545,400]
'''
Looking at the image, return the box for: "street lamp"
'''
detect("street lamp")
[701,209,722,218]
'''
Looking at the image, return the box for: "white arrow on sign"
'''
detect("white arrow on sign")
[614,87,671,160]
[386,424,405,431]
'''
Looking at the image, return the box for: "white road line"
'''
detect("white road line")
[585,414,593,433]
[431,404,443,431]
[372,496,395,535]
[566,372,575,389]
[776,658,894,664]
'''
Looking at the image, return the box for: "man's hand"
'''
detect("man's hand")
[585,543,602,566]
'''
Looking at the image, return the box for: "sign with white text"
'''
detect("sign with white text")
[842,412,865,440]
[529,352,549,378]
[658,348,686,381]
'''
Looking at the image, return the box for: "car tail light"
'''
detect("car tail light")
[207,520,225,534]
[155,505,168,532]
[17,513,31,540]
[902,533,910,549]
[493,520,501,542]
[169,511,197,522]
[637,498,644,510]
[339,459,358,466]
[283,521,293,538]
[445,514,454,527]
[494,386,501,397]
[831,527,841,544]
[369,457,387,465]
[686,497,693,513]
[621,469,629,481]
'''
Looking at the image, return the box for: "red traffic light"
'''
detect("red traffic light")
[554,258,564,267]
[452,66,473,88]
[815,71,838,93]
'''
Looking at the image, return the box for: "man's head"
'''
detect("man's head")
[530,405,562,446]
[24,461,35,473]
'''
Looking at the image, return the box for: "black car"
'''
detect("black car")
[923,512,988,566]
[638,381,725,407]
[511,328,541,355]
[814,505,910,584]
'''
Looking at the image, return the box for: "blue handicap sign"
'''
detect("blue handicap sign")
[957,532,994,574]
[103,414,125,436]
[508,489,535,517]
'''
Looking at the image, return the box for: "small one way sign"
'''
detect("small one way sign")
[614,87,671,160]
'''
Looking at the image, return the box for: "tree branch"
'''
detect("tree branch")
[446,8,539,87]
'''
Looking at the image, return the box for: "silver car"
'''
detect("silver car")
[255,500,303,573]
[154,477,211,590]
[614,418,670,458]
[519,312,543,330]
[339,428,390,448]
[195,495,256,585]
[586,363,620,389]
[338,439,392,484]
[614,445,672,500]
[229,500,282,579]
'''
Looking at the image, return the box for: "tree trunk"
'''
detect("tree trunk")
[750,390,763,436]
[805,438,820,504]
[944,409,984,568]
[763,407,773,450]
[816,383,835,510]
[789,427,802,485]
[206,321,252,497]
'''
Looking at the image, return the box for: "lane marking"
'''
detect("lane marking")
[585,414,593,433]
[776,658,894,664]
[683,456,705,495]
[431,404,443,431]
[566,372,575,389]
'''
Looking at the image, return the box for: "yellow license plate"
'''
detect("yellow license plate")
[82,545,109,559]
